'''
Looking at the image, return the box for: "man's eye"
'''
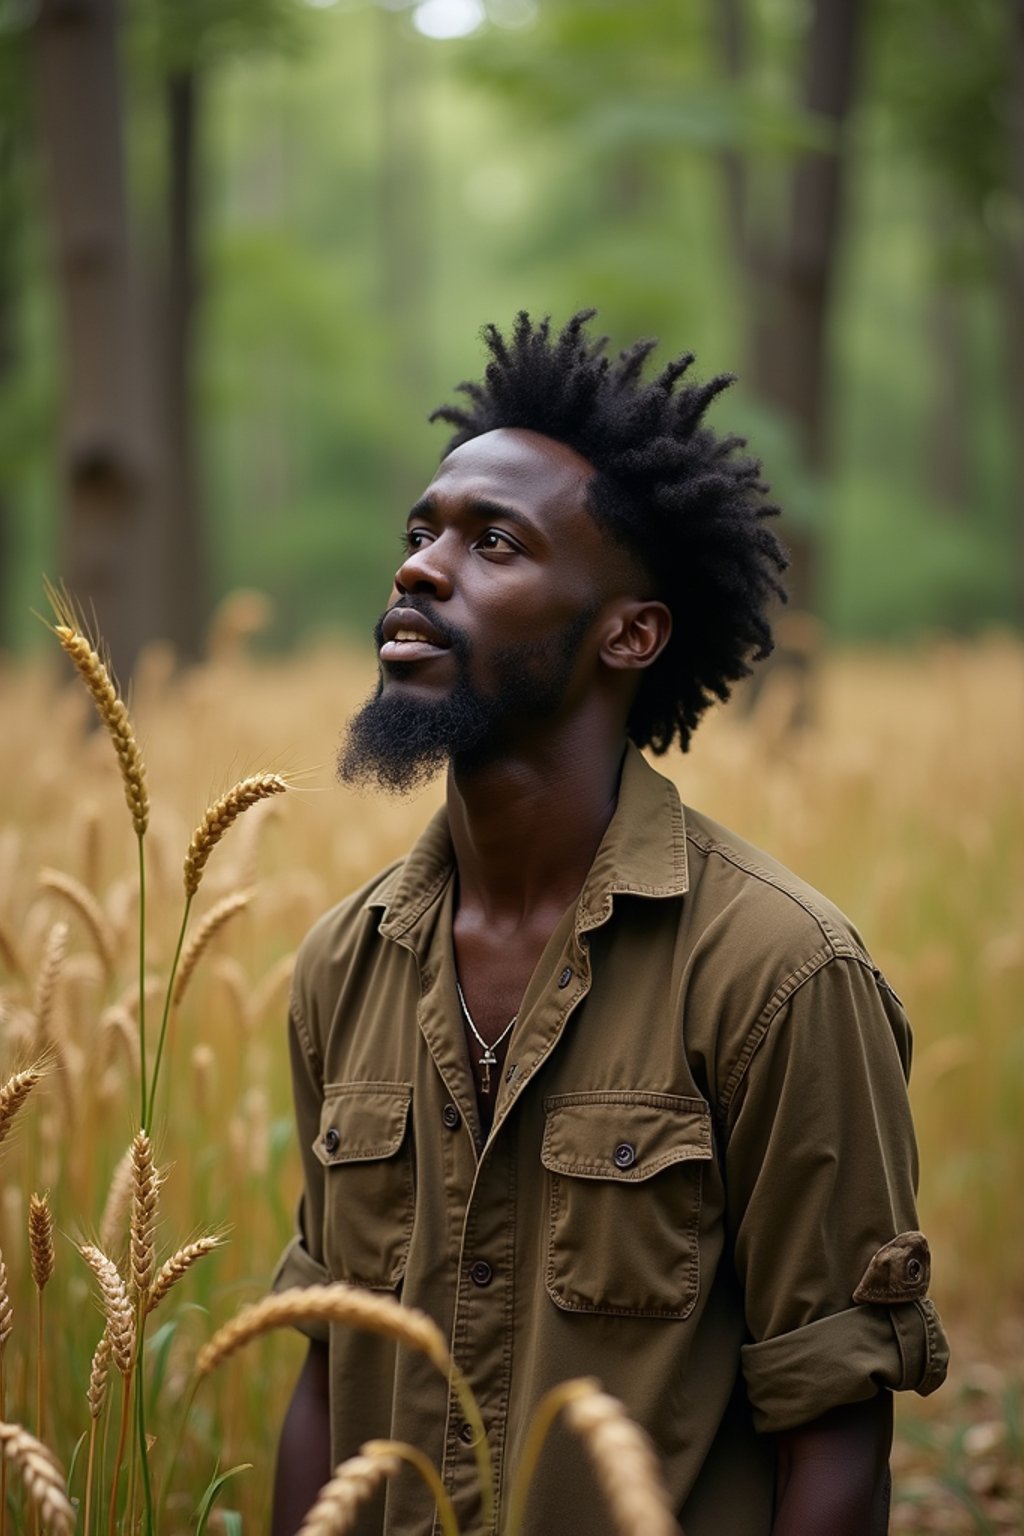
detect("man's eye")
[478,530,516,553]
[402,529,431,551]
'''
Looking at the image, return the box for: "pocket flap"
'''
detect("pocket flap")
[313,1082,411,1167]
[541,1091,712,1182]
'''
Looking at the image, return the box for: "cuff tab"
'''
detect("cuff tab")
[853,1230,931,1305]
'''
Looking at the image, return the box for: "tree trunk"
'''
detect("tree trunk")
[376,10,431,496]
[926,266,972,519]
[32,0,156,684]
[719,0,865,615]
[159,66,206,661]
[0,113,16,650]
[1000,0,1024,623]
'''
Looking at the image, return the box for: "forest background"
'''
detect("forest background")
[0,1,1022,1533]
[0,0,1022,664]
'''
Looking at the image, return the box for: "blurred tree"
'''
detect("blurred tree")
[871,0,1023,619]
[33,0,158,683]
[718,0,865,616]
[29,0,302,677]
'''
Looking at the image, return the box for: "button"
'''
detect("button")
[558,966,573,989]
[323,1127,340,1155]
[469,1260,493,1287]
[442,1103,460,1130]
[613,1142,637,1169]
[906,1257,923,1283]
[458,1421,476,1445]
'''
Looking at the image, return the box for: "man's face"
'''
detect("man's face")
[338,428,624,793]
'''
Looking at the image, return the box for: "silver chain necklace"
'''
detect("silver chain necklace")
[456,979,517,1095]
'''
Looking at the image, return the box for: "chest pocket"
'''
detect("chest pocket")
[542,1091,712,1319]
[314,1082,414,1291]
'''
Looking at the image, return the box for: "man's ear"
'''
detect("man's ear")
[600,599,672,672]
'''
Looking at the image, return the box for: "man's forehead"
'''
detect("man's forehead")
[426,427,596,507]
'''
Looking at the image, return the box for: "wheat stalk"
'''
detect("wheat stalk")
[0,1066,43,1150]
[295,1447,402,1536]
[37,869,117,980]
[183,776,288,897]
[196,1285,451,1377]
[99,1147,134,1256]
[29,1195,54,1294]
[78,1246,134,1376]
[47,587,149,838]
[146,1233,224,1315]
[172,890,254,1007]
[32,923,68,1045]
[0,1422,74,1536]
[129,1130,158,1301]
[197,1283,493,1525]
[562,1386,680,1536]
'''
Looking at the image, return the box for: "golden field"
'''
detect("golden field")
[0,624,1021,1532]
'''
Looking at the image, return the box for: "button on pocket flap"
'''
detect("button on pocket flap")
[313,1082,411,1167]
[541,1092,712,1182]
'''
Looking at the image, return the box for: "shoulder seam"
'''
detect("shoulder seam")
[718,943,836,1120]
[685,823,860,957]
[289,990,322,1079]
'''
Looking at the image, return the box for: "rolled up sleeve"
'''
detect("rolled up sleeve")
[724,954,949,1433]
[271,993,330,1344]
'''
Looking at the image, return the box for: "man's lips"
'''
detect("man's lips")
[379,606,451,662]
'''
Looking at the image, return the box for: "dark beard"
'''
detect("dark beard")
[336,604,596,795]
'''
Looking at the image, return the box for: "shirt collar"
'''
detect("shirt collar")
[367,741,689,943]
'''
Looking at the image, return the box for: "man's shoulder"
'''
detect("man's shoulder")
[681,802,870,968]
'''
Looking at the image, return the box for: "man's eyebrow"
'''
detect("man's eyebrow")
[405,495,540,536]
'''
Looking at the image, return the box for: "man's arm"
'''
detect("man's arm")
[271,1339,332,1536]
[772,1391,892,1536]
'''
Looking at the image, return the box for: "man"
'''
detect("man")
[271,312,947,1535]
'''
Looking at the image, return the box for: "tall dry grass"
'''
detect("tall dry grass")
[0,628,1020,1529]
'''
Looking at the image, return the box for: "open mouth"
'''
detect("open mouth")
[379,607,451,663]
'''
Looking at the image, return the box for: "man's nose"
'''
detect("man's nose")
[393,537,454,599]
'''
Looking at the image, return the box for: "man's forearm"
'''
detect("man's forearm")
[772,1392,893,1536]
[272,1340,332,1536]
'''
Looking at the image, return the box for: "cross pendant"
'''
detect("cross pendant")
[479,1047,497,1094]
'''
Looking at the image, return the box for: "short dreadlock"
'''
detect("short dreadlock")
[430,310,788,754]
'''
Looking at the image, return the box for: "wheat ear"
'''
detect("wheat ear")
[99,1146,134,1256]
[561,1386,680,1536]
[28,1196,54,1294]
[0,1422,74,1536]
[183,776,288,897]
[47,587,149,836]
[78,1246,134,1376]
[129,1131,158,1301]
[146,1234,224,1315]
[0,1250,11,1349]
[196,1284,450,1377]
[0,917,24,983]
[296,1447,402,1536]
[83,1334,111,1536]
[172,890,254,1006]
[0,1066,43,1150]
[86,1334,111,1421]
[32,923,68,1045]
[37,869,117,980]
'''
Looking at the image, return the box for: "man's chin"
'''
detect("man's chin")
[335,683,494,796]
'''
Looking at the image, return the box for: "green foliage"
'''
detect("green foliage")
[0,0,1020,649]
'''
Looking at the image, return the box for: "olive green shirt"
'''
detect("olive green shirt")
[274,746,947,1535]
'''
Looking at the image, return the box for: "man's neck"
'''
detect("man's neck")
[446,729,627,930]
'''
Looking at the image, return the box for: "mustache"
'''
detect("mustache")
[373,598,469,656]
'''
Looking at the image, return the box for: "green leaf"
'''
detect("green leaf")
[195,1464,254,1536]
